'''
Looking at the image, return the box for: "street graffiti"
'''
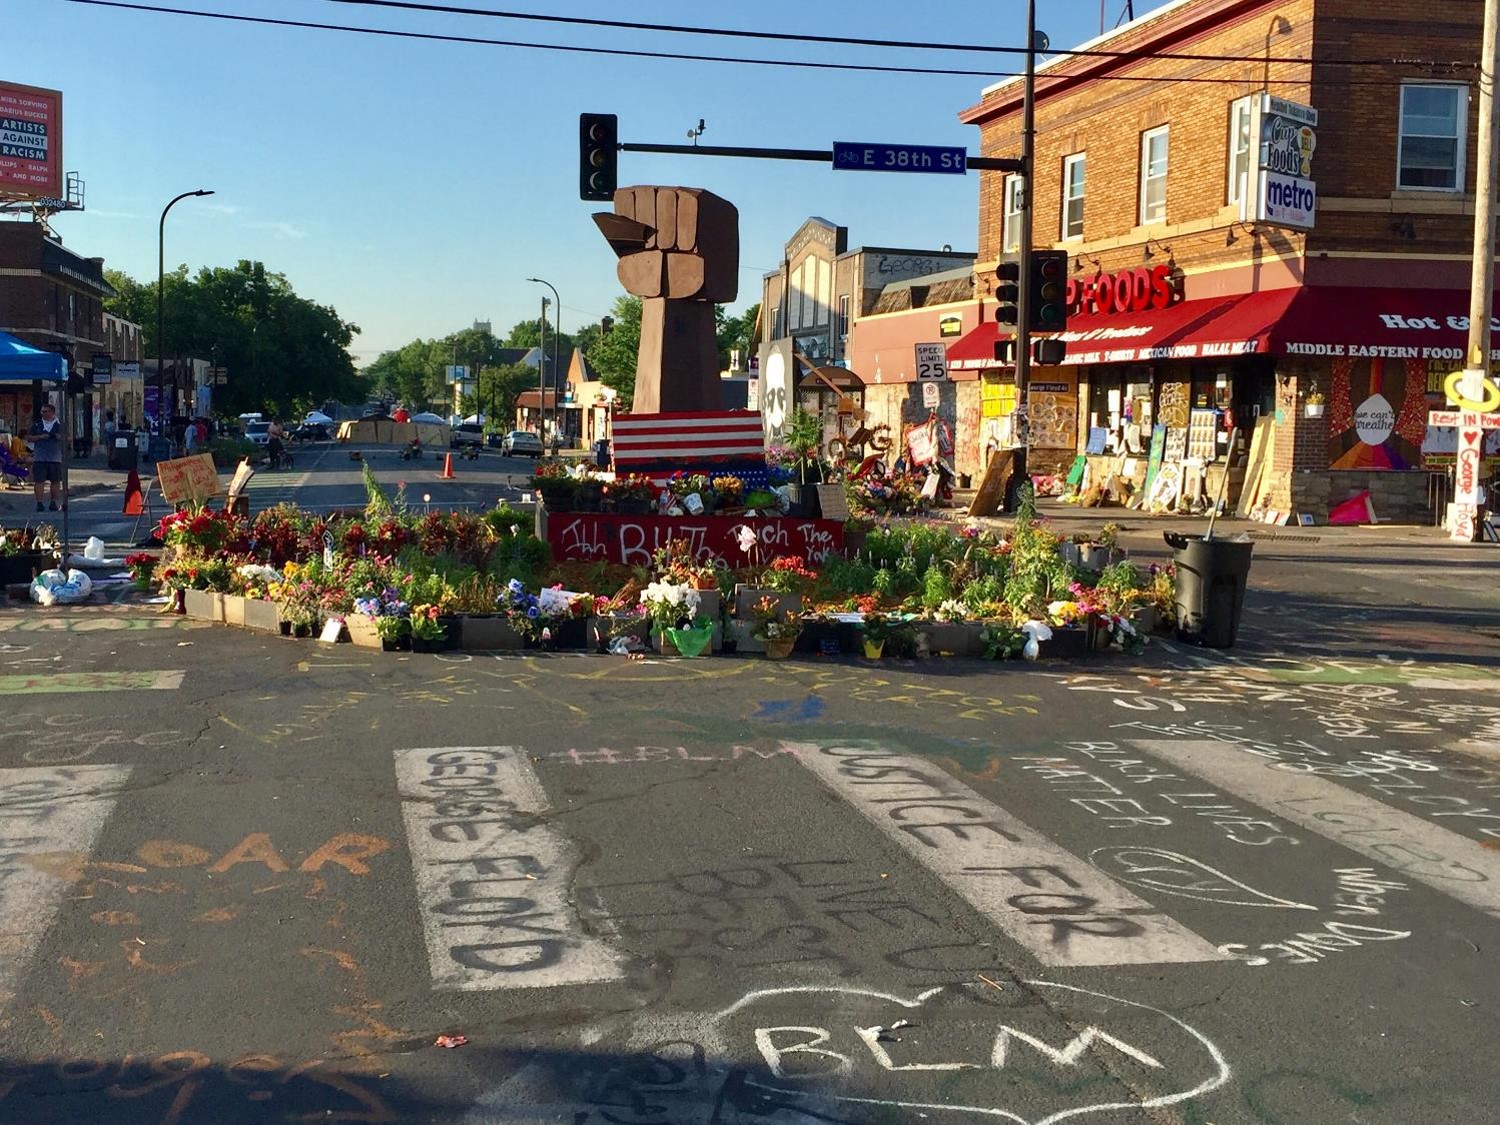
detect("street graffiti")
[0,670,184,695]
[785,740,1228,966]
[129,833,391,876]
[0,712,190,765]
[533,744,802,767]
[394,746,625,991]
[1089,847,1316,910]
[0,766,131,1012]
[0,616,205,633]
[0,1052,395,1123]
[1331,867,1409,917]
[1217,921,1412,968]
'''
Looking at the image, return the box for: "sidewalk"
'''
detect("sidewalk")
[0,453,133,515]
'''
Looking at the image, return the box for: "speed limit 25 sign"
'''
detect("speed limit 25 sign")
[915,342,949,381]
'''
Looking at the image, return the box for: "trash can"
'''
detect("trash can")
[108,431,138,472]
[1164,532,1254,648]
[591,439,611,468]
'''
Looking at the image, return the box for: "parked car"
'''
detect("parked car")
[245,420,272,446]
[500,430,543,457]
[449,423,485,450]
[291,422,329,442]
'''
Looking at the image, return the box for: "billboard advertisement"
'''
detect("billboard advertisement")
[0,81,62,201]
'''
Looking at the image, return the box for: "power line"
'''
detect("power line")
[318,0,1471,70]
[61,0,1468,88]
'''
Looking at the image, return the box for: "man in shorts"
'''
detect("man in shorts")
[28,403,64,512]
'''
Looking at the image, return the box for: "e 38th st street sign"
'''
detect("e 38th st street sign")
[833,142,967,174]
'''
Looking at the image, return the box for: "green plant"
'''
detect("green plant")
[482,502,530,537]
[1013,481,1038,529]
[748,595,802,640]
[921,562,953,609]
[961,573,1006,612]
[410,604,447,641]
[871,567,896,598]
[981,622,1026,660]
[1096,522,1122,550]
[818,554,876,597]
[374,615,409,641]
[363,460,393,520]
[1094,560,1145,614]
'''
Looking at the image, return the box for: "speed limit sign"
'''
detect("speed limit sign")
[915,342,949,381]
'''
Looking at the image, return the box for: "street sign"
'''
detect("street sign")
[116,360,140,381]
[915,342,949,381]
[922,381,940,408]
[445,365,470,384]
[833,142,967,175]
[90,353,112,385]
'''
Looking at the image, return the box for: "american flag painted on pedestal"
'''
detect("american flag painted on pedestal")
[611,410,766,478]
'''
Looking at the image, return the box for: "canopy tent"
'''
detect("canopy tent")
[0,331,67,384]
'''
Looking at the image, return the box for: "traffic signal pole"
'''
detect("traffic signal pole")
[1011,0,1039,505]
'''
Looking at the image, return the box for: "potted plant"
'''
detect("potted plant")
[860,613,894,659]
[375,613,411,651]
[607,473,658,515]
[861,614,918,659]
[530,461,577,512]
[409,604,450,652]
[711,474,745,512]
[640,578,702,655]
[1078,523,1123,571]
[0,529,53,586]
[1304,390,1326,418]
[748,596,801,659]
[124,552,158,592]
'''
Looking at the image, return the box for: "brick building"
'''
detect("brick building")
[0,220,116,445]
[948,0,1497,521]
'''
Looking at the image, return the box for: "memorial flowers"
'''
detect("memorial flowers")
[639,579,701,631]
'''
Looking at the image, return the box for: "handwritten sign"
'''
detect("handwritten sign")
[815,484,851,522]
[547,514,844,567]
[154,454,222,504]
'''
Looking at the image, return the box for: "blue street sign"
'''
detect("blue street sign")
[833,142,967,175]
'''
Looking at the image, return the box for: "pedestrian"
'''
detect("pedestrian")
[28,402,64,512]
[196,417,209,448]
[103,410,117,446]
[184,419,200,454]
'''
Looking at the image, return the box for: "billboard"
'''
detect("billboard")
[0,81,62,201]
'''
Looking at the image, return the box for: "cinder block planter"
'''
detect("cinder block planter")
[242,598,281,633]
[222,594,247,628]
[727,620,765,653]
[733,585,801,620]
[921,621,985,657]
[183,589,224,622]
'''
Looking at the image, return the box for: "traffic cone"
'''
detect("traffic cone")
[441,452,455,479]
[122,468,144,515]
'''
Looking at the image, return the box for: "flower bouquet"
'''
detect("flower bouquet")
[125,552,158,592]
[640,579,706,655]
[749,595,801,660]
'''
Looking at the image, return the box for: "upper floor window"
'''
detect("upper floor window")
[1140,125,1169,224]
[837,294,850,338]
[1227,97,1253,207]
[1002,175,1024,253]
[1061,153,1086,240]
[1399,83,1466,191]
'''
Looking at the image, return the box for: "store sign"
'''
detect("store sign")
[1245,93,1318,231]
[939,315,963,337]
[1066,264,1179,316]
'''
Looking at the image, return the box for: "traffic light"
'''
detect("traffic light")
[994,258,1020,325]
[1028,249,1069,334]
[993,338,1016,365]
[579,113,619,201]
[600,315,614,336]
[1032,338,1068,365]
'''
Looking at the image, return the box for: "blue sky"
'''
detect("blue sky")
[11,0,1161,364]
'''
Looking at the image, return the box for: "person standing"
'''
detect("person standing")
[184,418,200,455]
[28,402,64,512]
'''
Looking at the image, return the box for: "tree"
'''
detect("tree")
[462,362,534,430]
[586,296,642,406]
[104,260,362,418]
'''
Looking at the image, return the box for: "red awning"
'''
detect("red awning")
[946,285,1499,370]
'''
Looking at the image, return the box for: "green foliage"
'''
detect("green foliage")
[1013,481,1038,529]
[817,554,876,597]
[961,573,1006,612]
[981,623,1026,660]
[871,567,896,598]
[363,461,393,520]
[481,503,531,537]
[921,562,953,609]
[1095,560,1146,614]
[489,531,551,588]
[587,295,643,405]
[105,260,361,418]
[206,437,259,468]
[1004,524,1074,614]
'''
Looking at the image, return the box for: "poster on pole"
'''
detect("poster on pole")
[0,81,63,201]
[155,454,223,504]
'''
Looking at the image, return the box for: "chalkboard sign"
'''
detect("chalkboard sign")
[815,484,851,522]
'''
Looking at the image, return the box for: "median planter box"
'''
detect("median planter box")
[1040,626,1089,660]
[592,614,651,653]
[459,615,523,651]
[183,589,224,622]
[345,613,383,649]
[242,598,281,633]
[921,621,984,657]
[222,594,247,628]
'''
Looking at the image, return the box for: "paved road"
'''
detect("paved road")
[0,534,1497,1122]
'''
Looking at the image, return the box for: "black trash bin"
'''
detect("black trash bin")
[108,431,139,472]
[1164,532,1254,648]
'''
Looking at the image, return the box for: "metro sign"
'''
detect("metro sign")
[1066,264,1180,317]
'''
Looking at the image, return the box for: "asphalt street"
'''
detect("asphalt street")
[0,511,1497,1122]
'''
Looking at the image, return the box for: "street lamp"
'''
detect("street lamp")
[526,277,561,450]
[157,188,214,443]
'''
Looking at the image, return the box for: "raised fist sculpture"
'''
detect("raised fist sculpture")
[593,186,739,414]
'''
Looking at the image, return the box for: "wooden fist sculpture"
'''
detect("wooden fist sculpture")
[593,186,739,414]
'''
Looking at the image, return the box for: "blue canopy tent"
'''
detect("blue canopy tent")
[0,332,72,559]
[0,331,68,383]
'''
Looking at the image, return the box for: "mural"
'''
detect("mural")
[1328,357,1429,471]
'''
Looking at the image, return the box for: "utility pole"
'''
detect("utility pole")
[538,296,549,443]
[1010,0,1040,507]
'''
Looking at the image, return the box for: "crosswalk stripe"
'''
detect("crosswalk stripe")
[1131,740,1500,917]
[784,740,1229,967]
[0,670,184,694]
[0,765,131,1009]
[394,746,626,991]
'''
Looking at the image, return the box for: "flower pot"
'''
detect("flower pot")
[0,552,48,585]
[183,589,224,622]
[243,598,281,633]
[1078,544,1122,572]
[1304,403,1326,418]
[279,620,293,636]
[381,636,411,652]
[222,594,247,628]
[411,636,442,653]
[170,589,186,615]
[764,636,797,660]
[1040,626,1089,660]
[460,615,523,651]
[667,624,714,657]
[346,613,383,649]
[293,622,314,639]
[653,630,678,656]
[436,616,462,648]
[862,639,886,659]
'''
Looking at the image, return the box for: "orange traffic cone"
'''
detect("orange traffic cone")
[441,452,455,479]
[122,468,144,515]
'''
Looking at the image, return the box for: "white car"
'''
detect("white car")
[245,420,272,446]
[501,430,543,457]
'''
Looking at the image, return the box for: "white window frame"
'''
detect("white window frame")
[1139,125,1169,225]
[1398,82,1467,192]
[1002,175,1024,253]
[837,293,850,338]
[1227,97,1253,207]
[1061,153,1086,240]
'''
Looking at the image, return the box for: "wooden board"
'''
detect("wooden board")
[967,447,1016,518]
[1236,417,1274,518]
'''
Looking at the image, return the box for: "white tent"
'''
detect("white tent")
[303,410,334,426]
[410,411,446,424]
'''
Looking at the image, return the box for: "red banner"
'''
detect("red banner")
[547,513,844,568]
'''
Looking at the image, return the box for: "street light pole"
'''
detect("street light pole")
[1011,0,1039,508]
[156,188,214,445]
[527,277,562,449]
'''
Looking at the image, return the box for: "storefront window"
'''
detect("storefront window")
[1398,84,1466,191]
[1139,125,1169,224]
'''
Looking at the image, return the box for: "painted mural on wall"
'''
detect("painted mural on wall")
[1328,357,1429,470]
